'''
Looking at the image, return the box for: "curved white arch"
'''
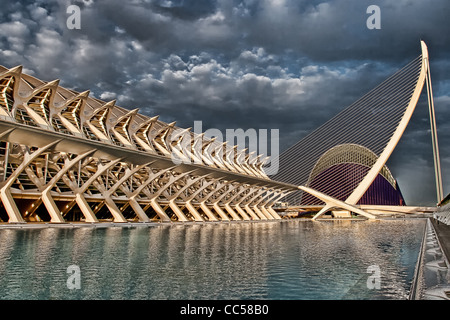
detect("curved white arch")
[345,41,429,205]
[305,41,440,220]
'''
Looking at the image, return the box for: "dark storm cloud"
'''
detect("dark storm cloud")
[0,0,449,205]
[150,0,218,21]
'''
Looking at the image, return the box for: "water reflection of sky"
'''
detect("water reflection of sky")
[0,219,425,300]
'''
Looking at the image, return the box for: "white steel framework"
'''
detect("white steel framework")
[0,65,296,223]
[0,41,442,223]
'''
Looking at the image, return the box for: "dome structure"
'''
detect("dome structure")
[301,144,405,206]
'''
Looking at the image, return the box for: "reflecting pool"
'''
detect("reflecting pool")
[0,219,425,300]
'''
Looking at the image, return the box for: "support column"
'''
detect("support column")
[103,196,127,223]
[269,190,290,219]
[193,180,227,221]
[225,186,252,220]
[200,201,227,221]
[41,190,65,223]
[0,188,24,223]
[168,200,190,222]
[243,188,268,220]
[166,174,210,222]
[143,170,194,222]
[260,206,275,220]
[41,149,96,223]
[238,187,267,220]
[103,161,155,223]
[242,204,260,220]
[311,204,333,221]
[212,184,241,220]
[267,207,282,220]
[127,166,175,222]
[252,205,268,220]
[184,201,205,222]
[73,158,126,222]
[256,191,276,219]
[424,52,444,203]
[0,139,60,223]
[150,198,171,222]
[75,193,98,223]
[215,203,238,220]
[233,205,252,221]
[182,178,220,221]
[128,198,151,222]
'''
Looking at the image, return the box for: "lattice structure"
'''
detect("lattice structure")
[0,65,296,223]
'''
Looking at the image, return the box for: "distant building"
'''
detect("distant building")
[300,144,405,206]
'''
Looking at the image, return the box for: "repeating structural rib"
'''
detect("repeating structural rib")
[0,60,295,223]
[40,149,96,223]
[0,139,60,223]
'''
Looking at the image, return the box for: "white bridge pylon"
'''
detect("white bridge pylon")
[301,41,443,220]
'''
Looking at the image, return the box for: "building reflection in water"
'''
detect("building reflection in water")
[0,219,424,299]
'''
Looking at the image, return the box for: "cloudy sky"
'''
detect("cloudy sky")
[0,0,449,205]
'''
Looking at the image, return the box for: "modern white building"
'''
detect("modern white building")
[0,41,442,223]
[0,65,295,223]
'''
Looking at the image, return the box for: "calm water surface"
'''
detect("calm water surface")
[0,219,425,300]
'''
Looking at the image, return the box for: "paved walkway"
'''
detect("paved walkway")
[430,217,450,263]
